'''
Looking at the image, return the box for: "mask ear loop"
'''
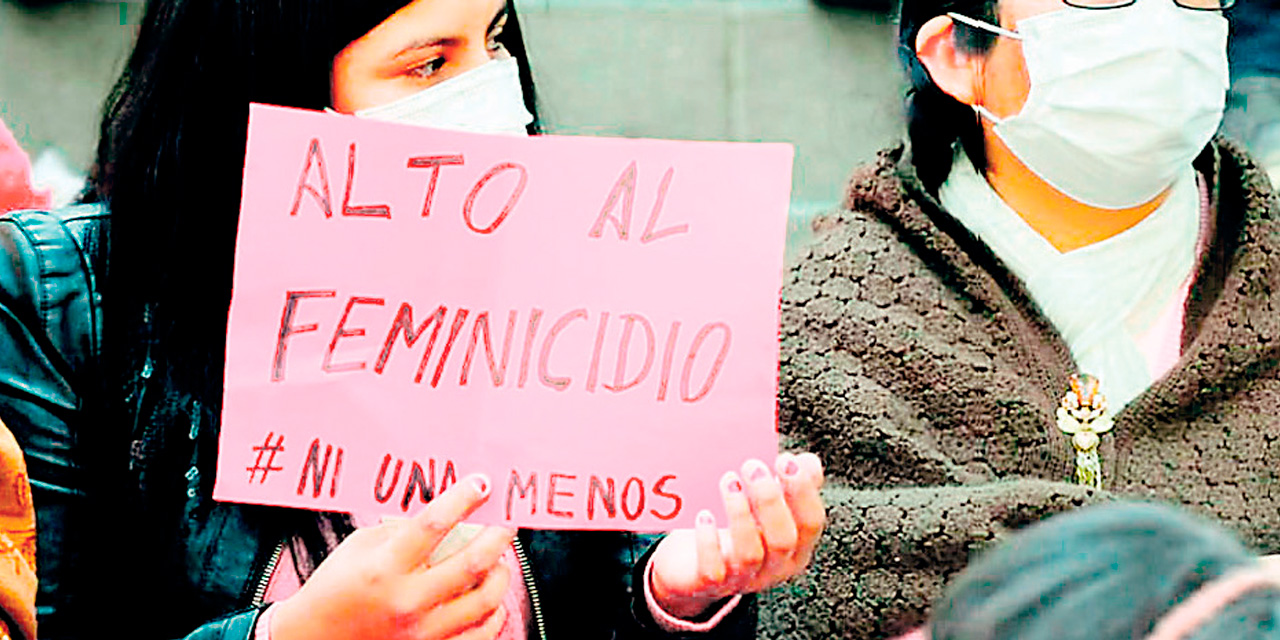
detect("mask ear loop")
[969,55,999,125]
[943,13,1017,125]
[973,104,1004,125]
[946,12,1023,40]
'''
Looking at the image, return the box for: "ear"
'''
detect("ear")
[915,15,983,106]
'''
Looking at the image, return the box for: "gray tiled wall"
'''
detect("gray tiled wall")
[0,0,908,244]
[518,0,905,210]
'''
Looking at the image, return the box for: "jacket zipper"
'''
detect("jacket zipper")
[128,307,155,474]
[1047,169,1219,484]
[251,540,286,607]
[512,536,548,640]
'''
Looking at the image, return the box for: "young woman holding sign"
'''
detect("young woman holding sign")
[768,0,1280,635]
[0,1,824,639]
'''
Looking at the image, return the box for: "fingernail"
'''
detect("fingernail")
[725,476,743,494]
[783,459,800,477]
[747,462,769,483]
[697,510,716,527]
[473,475,490,497]
[776,454,798,477]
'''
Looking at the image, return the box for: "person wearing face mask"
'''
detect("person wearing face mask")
[763,0,1280,636]
[0,1,827,640]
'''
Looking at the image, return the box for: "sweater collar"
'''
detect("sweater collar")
[842,137,1280,426]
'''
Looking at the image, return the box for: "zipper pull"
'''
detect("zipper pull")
[1056,373,1115,490]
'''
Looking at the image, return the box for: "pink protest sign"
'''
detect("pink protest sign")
[213,103,793,530]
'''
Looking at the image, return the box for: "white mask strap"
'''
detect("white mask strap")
[946,12,1023,40]
[973,104,1005,125]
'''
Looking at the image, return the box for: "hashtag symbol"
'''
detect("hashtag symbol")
[247,432,286,484]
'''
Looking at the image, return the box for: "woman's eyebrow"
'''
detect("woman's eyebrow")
[394,3,509,58]
[394,37,458,58]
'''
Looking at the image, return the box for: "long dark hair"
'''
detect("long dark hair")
[930,502,1280,640]
[896,0,998,192]
[75,0,539,635]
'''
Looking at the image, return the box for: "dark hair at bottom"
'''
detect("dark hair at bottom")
[929,502,1280,640]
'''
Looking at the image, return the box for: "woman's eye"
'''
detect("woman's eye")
[409,57,446,79]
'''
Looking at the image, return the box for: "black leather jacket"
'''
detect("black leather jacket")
[0,204,755,640]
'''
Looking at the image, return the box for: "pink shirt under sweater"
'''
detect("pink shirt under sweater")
[1134,262,1197,380]
[1130,178,1212,383]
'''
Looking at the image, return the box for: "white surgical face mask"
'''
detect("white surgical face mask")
[948,2,1229,209]
[343,55,534,136]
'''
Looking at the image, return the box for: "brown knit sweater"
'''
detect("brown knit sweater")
[762,138,1280,639]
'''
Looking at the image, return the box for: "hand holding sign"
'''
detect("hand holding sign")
[270,474,515,640]
[649,453,826,619]
[216,104,794,530]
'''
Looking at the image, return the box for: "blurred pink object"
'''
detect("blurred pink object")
[0,119,51,213]
[894,628,929,640]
